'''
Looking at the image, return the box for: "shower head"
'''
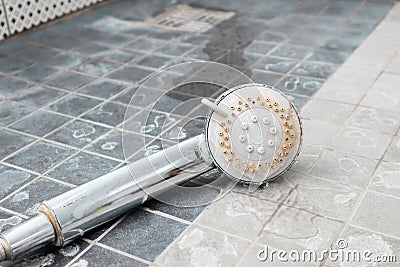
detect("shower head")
[202,83,302,185]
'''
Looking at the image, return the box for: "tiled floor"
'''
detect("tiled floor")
[0,0,398,266]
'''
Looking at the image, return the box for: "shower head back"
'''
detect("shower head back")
[203,83,302,185]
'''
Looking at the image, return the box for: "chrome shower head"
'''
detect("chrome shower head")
[203,83,302,185]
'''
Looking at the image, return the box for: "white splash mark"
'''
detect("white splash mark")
[167,127,187,140]
[140,124,155,133]
[303,80,321,90]
[12,190,30,202]
[375,170,400,189]
[340,233,393,267]
[144,145,161,156]
[0,216,23,232]
[25,203,41,216]
[70,259,89,267]
[17,254,56,267]
[224,236,237,256]
[284,77,300,92]
[72,126,95,139]
[335,192,357,204]
[60,244,80,257]
[101,142,118,150]
[338,157,360,172]
[178,228,204,249]
[191,247,219,267]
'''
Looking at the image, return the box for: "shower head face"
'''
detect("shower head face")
[205,84,302,184]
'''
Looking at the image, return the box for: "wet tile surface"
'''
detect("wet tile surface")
[100,209,187,261]
[0,0,395,265]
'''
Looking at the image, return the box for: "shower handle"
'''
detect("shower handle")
[0,135,213,261]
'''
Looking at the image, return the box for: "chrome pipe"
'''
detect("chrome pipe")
[0,135,213,261]
[0,83,302,262]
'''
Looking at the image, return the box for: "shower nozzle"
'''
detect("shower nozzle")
[204,83,302,184]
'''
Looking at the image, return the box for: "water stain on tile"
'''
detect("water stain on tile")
[11,111,70,137]
[48,152,120,185]
[0,102,35,127]
[5,141,76,173]
[47,120,109,149]
[0,164,35,199]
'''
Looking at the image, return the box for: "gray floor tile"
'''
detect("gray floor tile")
[145,182,220,222]
[132,54,173,69]
[100,209,187,261]
[290,145,324,175]
[285,175,362,221]
[0,102,35,127]
[155,42,194,56]
[250,70,283,86]
[5,141,76,174]
[48,94,102,117]
[97,49,143,63]
[0,39,31,54]
[1,239,89,267]
[309,49,351,64]
[11,111,70,137]
[330,127,393,159]
[78,79,129,99]
[152,92,194,113]
[0,76,34,99]
[271,44,312,60]
[47,152,120,185]
[301,119,340,146]
[384,136,400,162]
[301,99,354,124]
[125,110,178,137]
[196,192,279,240]
[292,61,337,80]
[78,245,148,267]
[14,64,63,83]
[0,210,24,233]
[128,138,178,161]
[0,178,72,216]
[351,191,400,237]
[76,59,122,76]
[46,119,109,148]
[82,102,128,127]
[17,46,59,63]
[0,164,35,200]
[72,42,111,56]
[276,75,323,96]
[44,53,88,70]
[155,225,250,267]
[106,66,153,83]
[124,37,165,52]
[0,56,34,73]
[85,130,126,160]
[256,31,289,43]
[45,72,96,91]
[346,106,400,135]
[254,56,298,74]
[161,118,204,142]
[0,130,35,160]
[369,161,400,198]
[323,0,360,17]
[310,150,378,188]
[259,205,343,253]
[354,1,393,21]
[12,85,67,107]
[321,36,363,52]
